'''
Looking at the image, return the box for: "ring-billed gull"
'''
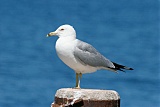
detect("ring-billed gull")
[47,24,133,88]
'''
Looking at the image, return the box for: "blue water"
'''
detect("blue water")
[0,0,159,107]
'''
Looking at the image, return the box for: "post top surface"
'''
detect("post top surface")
[55,88,120,100]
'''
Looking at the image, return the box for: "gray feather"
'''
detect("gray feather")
[73,40,115,68]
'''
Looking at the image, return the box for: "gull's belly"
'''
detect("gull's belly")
[57,51,97,73]
[55,40,97,74]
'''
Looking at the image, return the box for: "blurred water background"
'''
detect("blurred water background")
[0,0,159,107]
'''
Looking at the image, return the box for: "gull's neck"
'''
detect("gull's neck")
[58,35,76,41]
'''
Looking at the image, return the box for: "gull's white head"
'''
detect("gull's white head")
[47,24,76,38]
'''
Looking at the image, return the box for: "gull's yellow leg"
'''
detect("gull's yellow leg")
[75,73,79,88]
[79,73,82,78]
[75,73,82,89]
[78,73,82,88]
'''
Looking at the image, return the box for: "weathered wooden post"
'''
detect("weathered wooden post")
[51,88,120,107]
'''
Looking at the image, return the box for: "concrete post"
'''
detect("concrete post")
[51,88,120,107]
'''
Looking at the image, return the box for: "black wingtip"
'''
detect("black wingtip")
[112,62,133,72]
[129,68,134,70]
[124,67,134,70]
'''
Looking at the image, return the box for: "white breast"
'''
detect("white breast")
[55,37,97,74]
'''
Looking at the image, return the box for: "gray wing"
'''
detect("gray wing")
[74,40,115,69]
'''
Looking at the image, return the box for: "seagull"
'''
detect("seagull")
[47,24,133,88]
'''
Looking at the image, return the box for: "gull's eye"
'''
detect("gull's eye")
[60,28,64,31]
